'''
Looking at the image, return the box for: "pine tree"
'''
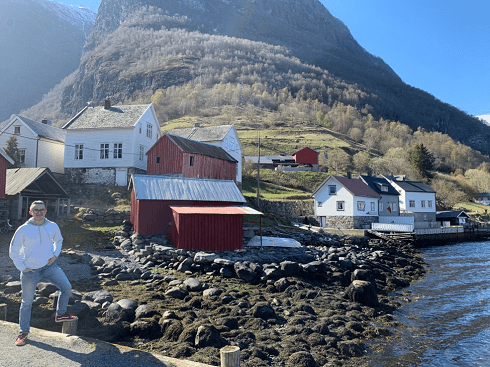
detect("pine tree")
[410,143,434,178]
[4,136,21,168]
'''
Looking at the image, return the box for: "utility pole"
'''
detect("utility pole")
[257,132,260,208]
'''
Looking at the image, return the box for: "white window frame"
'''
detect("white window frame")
[428,200,433,208]
[19,148,26,164]
[14,126,21,135]
[100,143,109,159]
[139,145,144,161]
[371,202,375,211]
[317,201,322,207]
[75,144,84,160]
[379,202,384,211]
[357,201,366,211]
[113,143,123,159]
[329,185,336,195]
[421,200,426,208]
[146,123,153,139]
[409,200,415,208]
[337,201,345,211]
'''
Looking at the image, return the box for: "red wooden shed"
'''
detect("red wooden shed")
[129,174,261,251]
[0,150,14,198]
[293,147,319,165]
[146,134,237,182]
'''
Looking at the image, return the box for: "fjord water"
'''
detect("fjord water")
[366,240,490,366]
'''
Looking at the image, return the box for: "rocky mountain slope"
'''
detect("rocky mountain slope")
[15,0,490,157]
[0,0,95,121]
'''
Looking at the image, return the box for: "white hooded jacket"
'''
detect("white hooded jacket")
[9,218,63,272]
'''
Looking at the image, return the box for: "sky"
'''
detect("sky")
[58,0,489,117]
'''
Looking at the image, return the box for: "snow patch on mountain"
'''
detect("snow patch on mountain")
[33,0,96,35]
[477,114,490,126]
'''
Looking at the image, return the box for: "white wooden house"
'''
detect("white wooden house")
[383,175,437,226]
[62,101,161,186]
[312,175,380,229]
[475,193,490,205]
[168,124,243,188]
[0,115,66,175]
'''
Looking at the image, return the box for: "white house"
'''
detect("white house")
[312,175,380,229]
[168,124,243,188]
[0,115,66,175]
[474,193,490,205]
[62,101,161,186]
[383,175,437,223]
[359,175,400,216]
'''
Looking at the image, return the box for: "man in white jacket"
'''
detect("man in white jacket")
[9,200,77,346]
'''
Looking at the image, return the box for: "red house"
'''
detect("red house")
[293,147,319,166]
[146,134,237,182]
[129,174,261,251]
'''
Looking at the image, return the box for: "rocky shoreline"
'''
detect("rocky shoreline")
[0,224,426,367]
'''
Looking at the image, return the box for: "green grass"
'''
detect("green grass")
[60,218,122,252]
[454,202,490,222]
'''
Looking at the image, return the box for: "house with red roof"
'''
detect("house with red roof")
[312,175,380,229]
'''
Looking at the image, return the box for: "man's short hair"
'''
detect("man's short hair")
[30,200,46,211]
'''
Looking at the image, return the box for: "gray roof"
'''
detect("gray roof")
[165,134,237,162]
[359,175,399,196]
[129,174,245,203]
[6,168,69,197]
[384,175,435,193]
[436,210,470,219]
[17,116,66,142]
[62,105,150,130]
[168,125,233,142]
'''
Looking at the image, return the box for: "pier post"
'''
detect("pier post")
[61,319,78,335]
[220,345,240,367]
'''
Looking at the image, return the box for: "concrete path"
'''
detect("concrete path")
[1,321,214,367]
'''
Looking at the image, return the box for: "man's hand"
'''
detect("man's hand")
[47,256,57,266]
[22,269,34,273]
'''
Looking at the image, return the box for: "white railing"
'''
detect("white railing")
[415,226,464,235]
[371,223,414,232]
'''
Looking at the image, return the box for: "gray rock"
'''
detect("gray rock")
[165,286,188,300]
[184,277,202,292]
[195,324,226,348]
[203,288,223,298]
[135,304,158,319]
[83,290,113,304]
[117,299,138,310]
[345,280,378,307]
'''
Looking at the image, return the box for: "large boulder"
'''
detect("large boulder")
[345,280,378,307]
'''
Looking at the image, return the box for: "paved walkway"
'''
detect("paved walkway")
[1,321,214,367]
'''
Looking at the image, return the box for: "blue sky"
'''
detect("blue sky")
[61,0,490,116]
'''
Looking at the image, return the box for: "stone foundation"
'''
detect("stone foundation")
[324,215,379,230]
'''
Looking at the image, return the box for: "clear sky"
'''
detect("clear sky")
[59,0,490,116]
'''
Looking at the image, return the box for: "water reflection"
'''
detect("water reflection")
[365,241,490,367]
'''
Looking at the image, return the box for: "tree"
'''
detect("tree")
[4,136,21,168]
[327,148,351,174]
[353,151,371,175]
[410,144,434,178]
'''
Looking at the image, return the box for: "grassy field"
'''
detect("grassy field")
[454,202,490,222]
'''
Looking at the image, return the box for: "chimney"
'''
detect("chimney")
[195,122,200,127]
[41,118,51,125]
[347,171,352,179]
[104,99,111,109]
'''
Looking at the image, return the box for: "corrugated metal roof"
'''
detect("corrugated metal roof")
[166,134,237,162]
[130,174,246,203]
[62,105,150,130]
[170,205,263,215]
[6,168,68,197]
[169,125,232,142]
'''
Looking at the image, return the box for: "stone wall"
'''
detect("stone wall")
[247,198,314,219]
[74,207,130,226]
[64,167,145,185]
[325,215,379,230]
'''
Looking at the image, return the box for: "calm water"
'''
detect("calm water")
[366,240,490,367]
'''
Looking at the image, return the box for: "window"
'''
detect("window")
[336,201,345,211]
[329,185,336,195]
[139,145,144,161]
[379,202,384,211]
[100,143,109,159]
[189,156,195,166]
[146,123,152,139]
[409,200,415,208]
[19,149,25,164]
[155,156,160,164]
[428,200,433,208]
[139,123,142,134]
[113,143,123,159]
[421,200,426,208]
[371,202,375,211]
[380,185,388,192]
[317,201,322,207]
[75,144,83,160]
[230,138,235,151]
[14,126,21,135]
[357,201,366,211]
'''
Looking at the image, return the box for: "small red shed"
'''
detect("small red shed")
[146,134,237,182]
[0,150,14,198]
[129,174,261,251]
[293,147,319,166]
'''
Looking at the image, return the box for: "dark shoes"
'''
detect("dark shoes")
[15,333,28,346]
[55,313,78,323]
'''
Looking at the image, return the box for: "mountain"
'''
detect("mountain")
[0,0,96,121]
[16,0,490,157]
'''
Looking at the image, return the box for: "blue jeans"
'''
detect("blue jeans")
[19,263,72,333]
